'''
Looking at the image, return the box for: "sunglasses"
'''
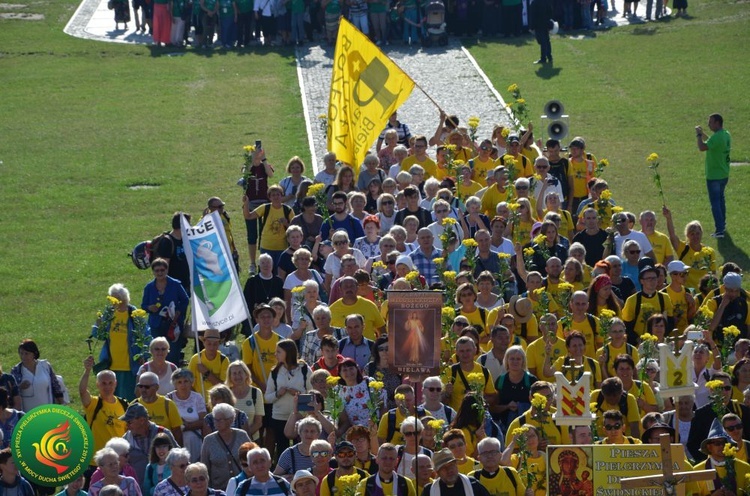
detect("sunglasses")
[726,424,743,432]
[403,431,418,437]
[603,423,622,431]
[311,451,330,458]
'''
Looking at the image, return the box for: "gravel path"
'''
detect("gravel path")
[296,39,515,173]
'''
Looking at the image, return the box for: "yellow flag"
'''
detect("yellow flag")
[327,18,415,168]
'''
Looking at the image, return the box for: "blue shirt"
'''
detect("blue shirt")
[320,215,365,242]
[409,247,443,286]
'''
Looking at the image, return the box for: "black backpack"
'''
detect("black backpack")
[87,396,130,427]
[594,390,630,416]
[386,406,427,442]
[325,468,368,495]
[258,203,293,246]
[474,468,517,491]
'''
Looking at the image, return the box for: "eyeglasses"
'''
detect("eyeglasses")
[726,424,744,432]
[426,387,442,392]
[311,451,330,458]
[603,423,622,431]
[336,451,355,458]
[403,431,418,437]
[190,476,207,483]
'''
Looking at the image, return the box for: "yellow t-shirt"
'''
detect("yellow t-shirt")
[510,452,546,496]
[458,180,482,199]
[666,285,692,332]
[241,332,281,393]
[486,308,539,342]
[693,457,750,495]
[460,306,489,350]
[469,467,526,496]
[376,407,428,445]
[252,204,294,251]
[85,396,127,462]
[188,350,229,403]
[481,185,511,217]
[555,314,600,358]
[675,241,717,291]
[541,209,574,238]
[505,410,570,446]
[590,390,641,436]
[401,155,437,179]
[646,230,674,265]
[441,362,496,411]
[132,395,183,431]
[525,337,566,382]
[456,455,480,475]
[319,469,369,496]
[471,157,498,187]
[624,380,657,417]
[621,291,674,337]
[552,356,602,389]
[596,342,640,378]
[529,291,561,321]
[330,297,386,340]
[568,157,593,198]
[109,310,131,371]
[500,153,534,178]
[511,219,535,245]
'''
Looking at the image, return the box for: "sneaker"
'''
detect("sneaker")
[248,264,257,274]
[711,231,725,238]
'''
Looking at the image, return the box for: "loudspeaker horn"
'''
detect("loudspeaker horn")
[543,100,565,119]
[547,120,568,141]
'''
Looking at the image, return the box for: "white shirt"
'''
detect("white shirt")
[614,229,654,258]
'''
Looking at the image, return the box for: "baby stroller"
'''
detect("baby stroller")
[422,0,448,46]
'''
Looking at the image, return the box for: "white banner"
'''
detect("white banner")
[181,212,249,332]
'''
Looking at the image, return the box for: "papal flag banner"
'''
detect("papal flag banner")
[327,17,415,168]
[181,212,249,332]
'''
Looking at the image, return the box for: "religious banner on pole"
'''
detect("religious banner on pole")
[181,212,249,332]
[387,291,442,376]
[327,17,415,168]
[547,443,693,495]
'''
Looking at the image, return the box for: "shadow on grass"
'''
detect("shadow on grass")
[717,233,750,271]
[632,26,659,35]
[535,64,562,79]
[144,44,296,58]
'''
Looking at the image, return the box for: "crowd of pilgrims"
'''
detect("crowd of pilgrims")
[1,112,746,496]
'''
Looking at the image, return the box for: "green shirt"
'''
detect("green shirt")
[172,0,185,16]
[218,0,234,17]
[705,128,731,180]
[236,0,253,13]
[368,0,387,13]
[324,0,340,14]
[289,0,305,14]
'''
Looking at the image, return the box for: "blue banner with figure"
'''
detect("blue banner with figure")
[181,211,249,331]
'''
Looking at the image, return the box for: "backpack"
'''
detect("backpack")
[325,468,368,495]
[474,468,517,491]
[130,231,174,270]
[386,406,427,442]
[450,364,491,391]
[271,363,309,391]
[594,390,629,416]
[258,203,293,246]
[87,396,130,427]
[634,292,666,320]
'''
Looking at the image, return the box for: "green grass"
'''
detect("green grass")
[1,0,749,403]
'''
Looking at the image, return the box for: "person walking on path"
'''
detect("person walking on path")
[696,113,731,238]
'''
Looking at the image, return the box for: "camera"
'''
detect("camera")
[298,394,314,411]
[255,140,262,150]
[686,330,703,341]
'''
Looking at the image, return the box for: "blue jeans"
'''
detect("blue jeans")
[581,2,593,29]
[403,8,419,42]
[707,178,728,233]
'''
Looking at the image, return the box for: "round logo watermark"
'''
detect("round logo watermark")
[12,405,93,487]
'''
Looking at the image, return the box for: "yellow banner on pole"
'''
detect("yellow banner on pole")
[327,17,415,168]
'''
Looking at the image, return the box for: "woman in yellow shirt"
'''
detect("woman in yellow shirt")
[501,425,547,496]
[510,198,537,245]
[664,207,717,291]
[457,282,490,350]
